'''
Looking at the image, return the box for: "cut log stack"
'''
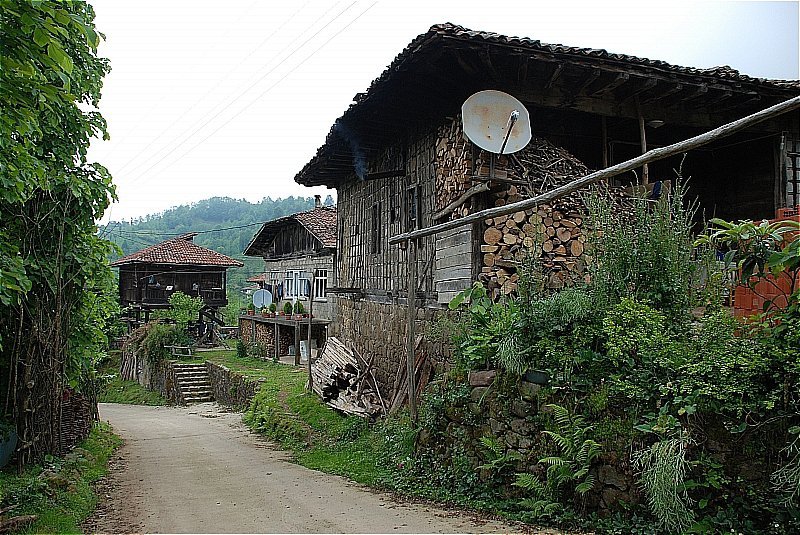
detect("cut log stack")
[310,337,385,419]
[436,116,634,300]
[435,119,476,218]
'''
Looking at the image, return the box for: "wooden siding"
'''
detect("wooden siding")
[434,226,473,304]
[336,130,437,299]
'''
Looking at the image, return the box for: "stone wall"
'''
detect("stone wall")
[205,362,263,410]
[329,297,450,399]
[417,372,639,513]
[120,342,182,403]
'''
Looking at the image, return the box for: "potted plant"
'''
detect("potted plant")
[247,303,255,316]
[268,303,277,317]
[294,301,306,319]
[0,417,17,469]
[260,306,268,317]
[282,301,293,316]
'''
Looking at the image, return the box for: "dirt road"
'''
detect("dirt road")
[89,403,523,533]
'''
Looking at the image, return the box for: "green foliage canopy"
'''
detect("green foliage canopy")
[0,0,117,462]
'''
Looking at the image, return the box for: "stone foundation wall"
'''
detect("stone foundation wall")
[205,362,263,409]
[329,296,450,399]
[418,372,639,513]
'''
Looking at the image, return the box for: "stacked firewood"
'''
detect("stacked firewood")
[310,337,386,419]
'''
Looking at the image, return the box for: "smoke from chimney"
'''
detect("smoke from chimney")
[334,121,367,180]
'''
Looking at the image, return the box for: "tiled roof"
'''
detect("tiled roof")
[392,24,800,93]
[243,207,337,256]
[246,273,267,283]
[110,233,244,268]
[295,23,799,187]
[293,207,337,248]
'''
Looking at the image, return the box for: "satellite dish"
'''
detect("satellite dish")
[462,90,532,154]
[252,289,272,309]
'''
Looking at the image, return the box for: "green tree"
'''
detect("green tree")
[0,0,116,463]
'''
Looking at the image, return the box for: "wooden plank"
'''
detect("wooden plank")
[436,278,473,292]
[435,229,472,248]
[435,266,473,281]
[435,251,472,270]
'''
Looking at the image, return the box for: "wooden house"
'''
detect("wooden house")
[238,198,337,362]
[111,233,243,325]
[293,23,800,395]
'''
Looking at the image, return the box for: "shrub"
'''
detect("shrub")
[236,340,248,358]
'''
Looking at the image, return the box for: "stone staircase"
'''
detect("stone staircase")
[172,362,213,404]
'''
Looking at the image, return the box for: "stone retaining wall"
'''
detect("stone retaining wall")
[205,362,263,409]
[329,297,451,399]
[418,372,639,513]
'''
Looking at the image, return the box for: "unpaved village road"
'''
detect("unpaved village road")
[89,403,528,534]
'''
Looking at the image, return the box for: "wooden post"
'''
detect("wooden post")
[274,322,279,361]
[307,272,314,391]
[406,238,418,421]
[636,96,649,185]
[294,317,301,366]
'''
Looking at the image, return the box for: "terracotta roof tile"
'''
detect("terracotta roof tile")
[110,233,244,268]
[243,207,337,256]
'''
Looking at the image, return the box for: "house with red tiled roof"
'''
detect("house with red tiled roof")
[111,233,243,325]
[239,197,337,361]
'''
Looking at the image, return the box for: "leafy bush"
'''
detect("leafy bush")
[585,179,701,324]
[236,339,248,358]
[167,291,204,329]
[139,323,188,365]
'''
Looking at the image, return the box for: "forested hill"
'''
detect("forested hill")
[100,195,334,291]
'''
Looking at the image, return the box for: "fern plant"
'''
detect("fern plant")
[514,404,602,516]
[478,436,522,475]
[772,428,800,507]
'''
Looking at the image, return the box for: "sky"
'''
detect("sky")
[87,0,800,223]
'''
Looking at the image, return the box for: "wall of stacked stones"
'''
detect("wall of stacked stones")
[417,371,641,513]
[328,296,450,400]
[205,362,263,409]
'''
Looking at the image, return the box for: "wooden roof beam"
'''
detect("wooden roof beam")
[617,78,658,104]
[544,63,564,90]
[588,72,630,97]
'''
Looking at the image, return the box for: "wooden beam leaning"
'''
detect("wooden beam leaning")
[388,95,800,245]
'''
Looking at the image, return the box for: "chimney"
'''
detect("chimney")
[314,194,321,208]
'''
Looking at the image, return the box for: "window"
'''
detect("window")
[284,270,309,299]
[787,137,800,208]
[407,186,419,230]
[370,202,382,254]
[313,269,328,301]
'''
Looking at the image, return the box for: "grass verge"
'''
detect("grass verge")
[0,423,122,534]
[97,352,167,406]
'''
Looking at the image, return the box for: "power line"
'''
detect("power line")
[111,1,312,176]
[123,2,358,185]
[101,0,261,163]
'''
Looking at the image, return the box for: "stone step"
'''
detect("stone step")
[179,379,211,387]
[175,373,208,380]
[178,375,210,381]
[183,396,213,403]
[180,385,212,392]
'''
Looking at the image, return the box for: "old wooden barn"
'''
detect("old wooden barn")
[294,23,800,398]
[112,233,243,327]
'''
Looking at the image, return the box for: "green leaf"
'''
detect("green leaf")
[33,28,49,47]
[47,42,73,74]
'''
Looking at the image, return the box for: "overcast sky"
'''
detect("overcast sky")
[87,0,799,223]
